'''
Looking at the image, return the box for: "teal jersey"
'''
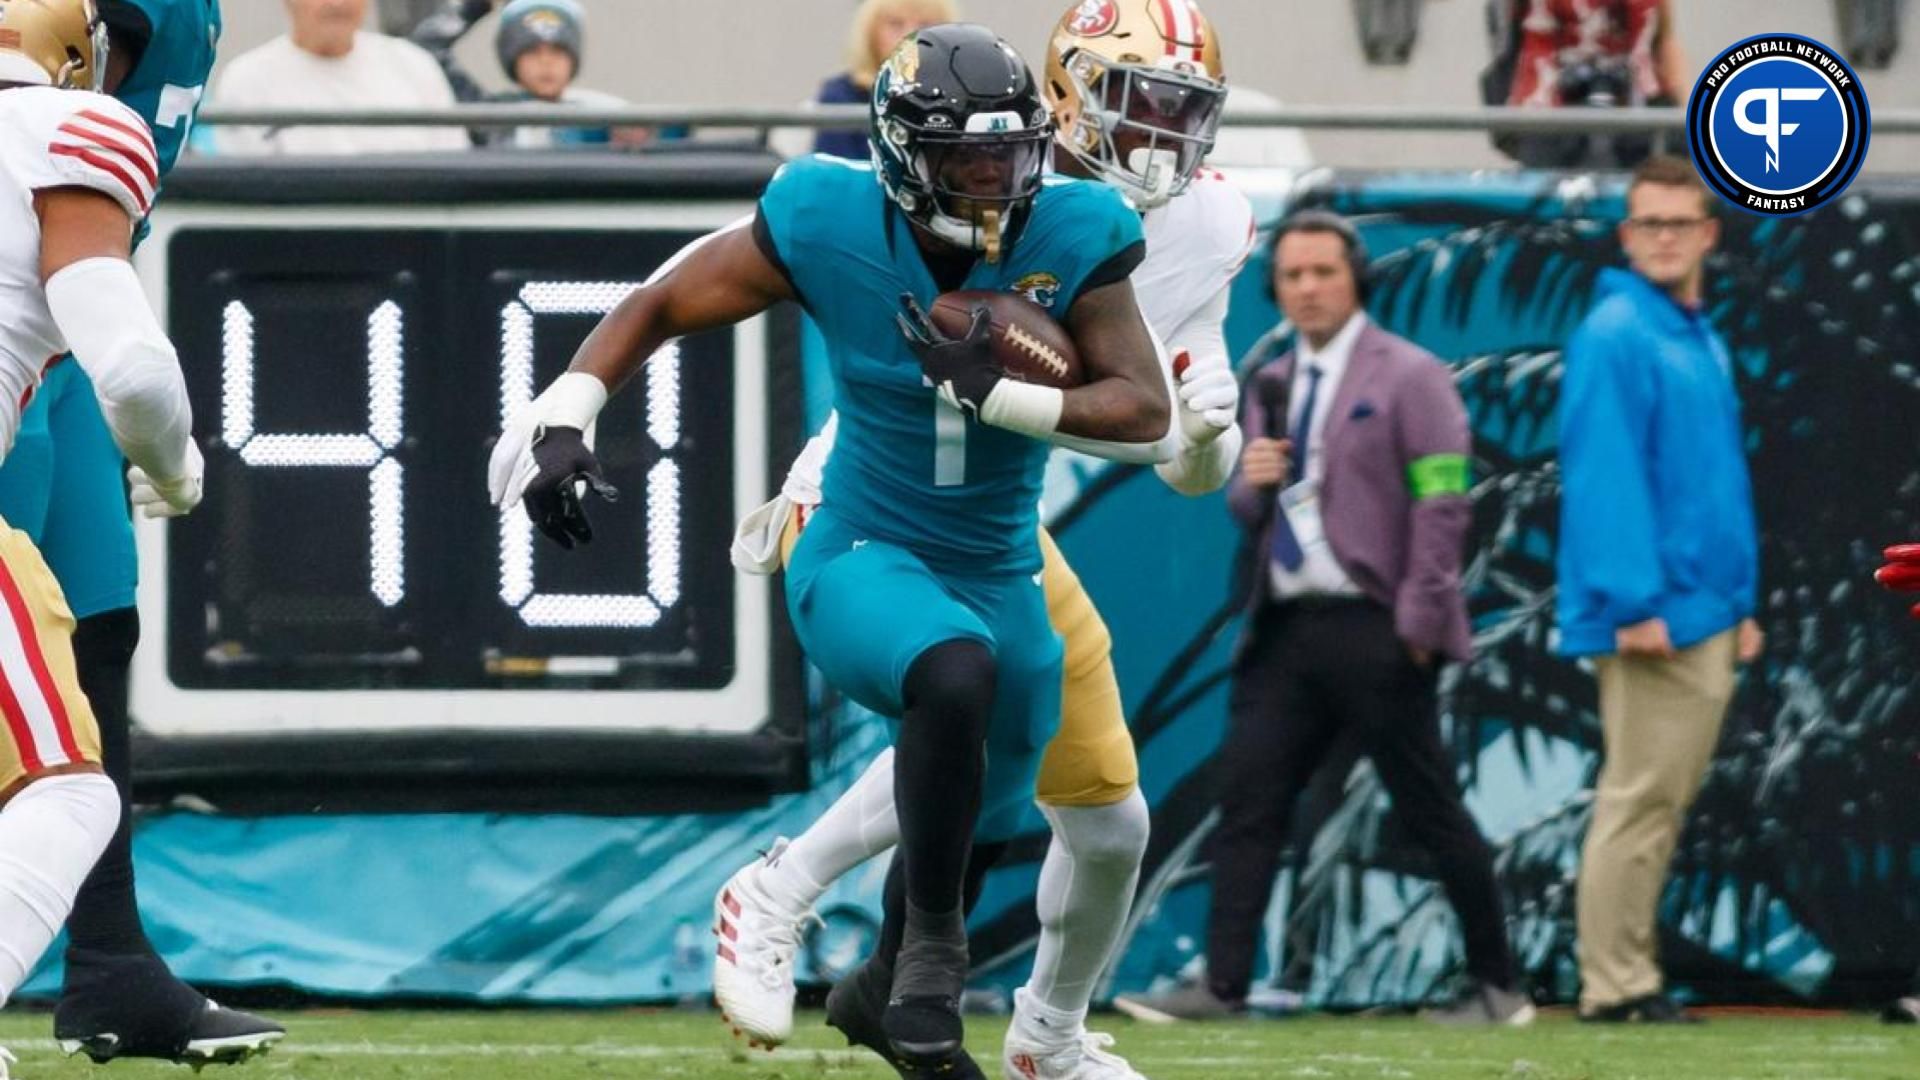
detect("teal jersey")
[757,155,1144,574]
[111,0,221,179]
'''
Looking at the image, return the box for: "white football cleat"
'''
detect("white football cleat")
[712,839,813,1049]
[1003,1029,1147,1080]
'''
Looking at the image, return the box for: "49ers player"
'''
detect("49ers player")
[0,1,203,1070]
[713,3,1249,1078]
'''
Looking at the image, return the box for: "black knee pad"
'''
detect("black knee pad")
[902,640,995,733]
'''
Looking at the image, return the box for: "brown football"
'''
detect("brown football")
[928,290,1086,390]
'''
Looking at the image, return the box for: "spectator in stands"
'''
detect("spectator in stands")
[1484,0,1686,168]
[491,0,657,149]
[1115,211,1529,1027]
[410,0,499,104]
[813,0,956,159]
[210,0,471,156]
[1557,156,1761,1023]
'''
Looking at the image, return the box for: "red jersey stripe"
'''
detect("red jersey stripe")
[75,108,157,162]
[56,120,160,188]
[47,144,151,215]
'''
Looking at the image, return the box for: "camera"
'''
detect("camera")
[1555,53,1633,108]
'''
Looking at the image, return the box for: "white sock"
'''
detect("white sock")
[763,749,901,910]
[0,773,118,1006]
[1019,789,1151,1038]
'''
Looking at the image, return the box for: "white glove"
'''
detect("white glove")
[1174,352,1239,446]
[127,441,204,519]
[487,372,609,510]
[487,408,538,509]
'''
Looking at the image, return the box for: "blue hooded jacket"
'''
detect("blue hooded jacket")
[1555,268,1758,657]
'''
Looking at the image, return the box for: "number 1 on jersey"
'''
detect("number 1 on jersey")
[933,395,966,487]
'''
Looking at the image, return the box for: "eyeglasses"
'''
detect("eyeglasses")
[1624,216,1710,236]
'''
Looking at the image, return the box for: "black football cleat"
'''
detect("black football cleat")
[55,949,285,1067]
[884,916,972,1073]
[826,960,984,1080]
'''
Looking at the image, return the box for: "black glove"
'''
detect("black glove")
[897,293,1002,416]
[521,425,618,550]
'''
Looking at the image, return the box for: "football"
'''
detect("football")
[928,290,1086,390]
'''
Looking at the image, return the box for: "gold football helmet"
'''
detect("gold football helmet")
[0,0,107,91]
[1044,0,1227,210]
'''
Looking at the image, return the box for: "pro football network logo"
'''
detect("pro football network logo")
[1686,33,1870,216]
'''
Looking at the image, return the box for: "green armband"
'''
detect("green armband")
[1407,453,1470,499]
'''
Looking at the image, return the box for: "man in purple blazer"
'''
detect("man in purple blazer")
[1117,210,1528,1027]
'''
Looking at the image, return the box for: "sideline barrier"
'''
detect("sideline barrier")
[22,156,1915,1008]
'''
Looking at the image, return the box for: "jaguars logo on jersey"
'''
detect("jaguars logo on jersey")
[1012,271,1062,308]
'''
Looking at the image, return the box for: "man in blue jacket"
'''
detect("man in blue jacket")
[1556,155,1763,1023]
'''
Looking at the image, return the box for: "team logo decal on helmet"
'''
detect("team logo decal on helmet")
[1067,0,1119,37]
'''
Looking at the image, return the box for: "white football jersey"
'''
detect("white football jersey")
[1135,169,1257,370]
[0,87,157,455]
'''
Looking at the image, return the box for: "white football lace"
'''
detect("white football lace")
[1078,1032,1129,1066]
[737,894,823,991]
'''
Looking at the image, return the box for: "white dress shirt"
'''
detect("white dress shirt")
[1270,311,1368,600]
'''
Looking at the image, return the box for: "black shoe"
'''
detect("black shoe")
[885,909,970,1069]
[1577,992,1702,1024]
[826,960,983,1080]
[1882,996,1920,1024]
[55,949,285,1065]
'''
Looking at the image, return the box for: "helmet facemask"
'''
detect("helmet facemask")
[894,119,1049,262]
[77,8,108,90]
[1057,50,1225,210]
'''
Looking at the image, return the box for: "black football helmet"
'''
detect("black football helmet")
[869,23,1053,263]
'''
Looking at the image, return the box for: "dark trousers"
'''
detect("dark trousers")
[1205,598,1516,999]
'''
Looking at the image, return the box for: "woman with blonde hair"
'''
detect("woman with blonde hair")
[813,0,957,158]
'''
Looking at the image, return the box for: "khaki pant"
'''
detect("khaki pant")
[1576,628,1737,1012]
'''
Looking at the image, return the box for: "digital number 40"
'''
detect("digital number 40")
[217,282,684,631]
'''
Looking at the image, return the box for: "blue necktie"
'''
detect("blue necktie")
[1269,363,1324,573]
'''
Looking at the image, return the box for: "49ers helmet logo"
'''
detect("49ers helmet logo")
[1067,0,1119,37]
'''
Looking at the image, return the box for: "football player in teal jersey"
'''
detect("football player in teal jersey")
[0,0,285,1066]
[491,24,1170,1076]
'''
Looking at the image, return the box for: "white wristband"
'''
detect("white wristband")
[535,371,610,430]
[977,380,1064,440]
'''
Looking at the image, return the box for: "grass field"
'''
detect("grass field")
[0,1008,1915,1079]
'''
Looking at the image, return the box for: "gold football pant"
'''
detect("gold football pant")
[1032,527,1138,807]
[0,521,102,803]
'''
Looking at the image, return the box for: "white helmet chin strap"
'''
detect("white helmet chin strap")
[927,207,1010,262]
[1118,146,1180,210]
